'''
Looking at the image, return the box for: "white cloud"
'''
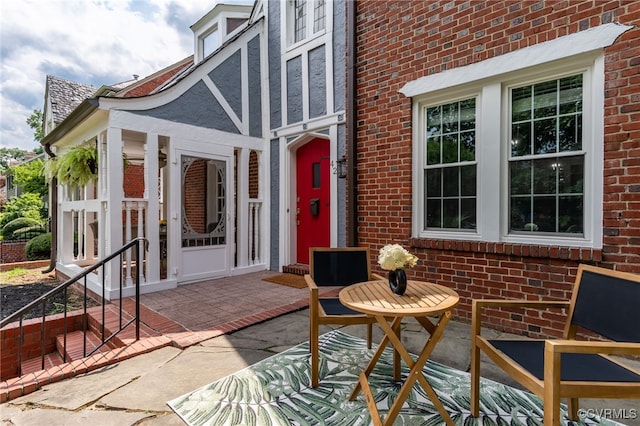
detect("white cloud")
[0,0,219,151]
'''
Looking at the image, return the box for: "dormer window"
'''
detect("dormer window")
[202,26,220,58]
[289,0,325,46]
[191,3,252,63]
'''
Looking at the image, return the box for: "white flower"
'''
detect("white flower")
[377,244,418,271]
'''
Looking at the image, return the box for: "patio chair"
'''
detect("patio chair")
[471,264,640,426]
[305,247,383,388]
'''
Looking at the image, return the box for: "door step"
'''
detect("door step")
[282,264,309,276]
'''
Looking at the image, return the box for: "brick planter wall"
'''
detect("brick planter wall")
[0,240,29,264]
[353,1,640,337]
[0,312,85,381]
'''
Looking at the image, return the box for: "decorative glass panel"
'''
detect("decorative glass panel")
[312,162,320,188]
[181,156,226,247]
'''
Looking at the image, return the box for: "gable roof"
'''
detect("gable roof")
[42,57,197,147]
[116,56,194,98]
[45,76,98,125]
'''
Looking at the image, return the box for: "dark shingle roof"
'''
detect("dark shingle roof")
[46,75,97,124]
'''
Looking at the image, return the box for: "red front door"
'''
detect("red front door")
[296,138,330,264]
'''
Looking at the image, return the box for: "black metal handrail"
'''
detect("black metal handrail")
[1,237,144,377]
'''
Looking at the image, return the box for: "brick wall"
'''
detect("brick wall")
[0,240,28,264]
[0,313,84,381]
[123,163,145,199]
[353,1,640,337]
[183,159,208,233]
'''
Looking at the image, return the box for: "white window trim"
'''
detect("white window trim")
[410,54,604,249]
[285,0,328,51]
[500,63,602,248]
[400,23,630,97]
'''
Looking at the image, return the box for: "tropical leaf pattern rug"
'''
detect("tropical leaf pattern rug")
[168,330,620,426]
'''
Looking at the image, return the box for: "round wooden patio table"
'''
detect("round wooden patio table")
[339,279,459,426]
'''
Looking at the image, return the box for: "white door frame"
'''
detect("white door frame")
[173,145,233,284]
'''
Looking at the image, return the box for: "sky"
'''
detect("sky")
[0,0,248,152]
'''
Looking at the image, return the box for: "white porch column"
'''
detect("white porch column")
[145,134,161,283]
[236,148,249,268]
[104,128,124,296]
[98,131,108,259]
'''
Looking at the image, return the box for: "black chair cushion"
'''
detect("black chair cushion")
[319,298,364,316]
[489,340,640,382]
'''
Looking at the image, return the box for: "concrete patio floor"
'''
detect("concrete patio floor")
[1,271,638,425]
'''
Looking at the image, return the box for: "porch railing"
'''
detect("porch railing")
[0,238,144,377]
[123,200,147,285]
[248,200,262,265]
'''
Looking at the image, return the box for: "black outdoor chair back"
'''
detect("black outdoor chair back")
[310,248,371,287]
[569,267,640,342]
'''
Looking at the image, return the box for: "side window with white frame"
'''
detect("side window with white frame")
[424,98,477,231]
[405,25,631,250]
[289,0,325,46]
[413,63,600,249]
[509,74,584,235]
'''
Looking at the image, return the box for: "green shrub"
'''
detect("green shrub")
[25,233,51,260]
[1,217,42,240]
[12,224,46,240]
[0,193,44,229]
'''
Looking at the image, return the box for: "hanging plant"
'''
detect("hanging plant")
[45,143,98,187]
[44,143,130,187]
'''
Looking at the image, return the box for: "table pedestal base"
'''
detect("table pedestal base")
[349,313,455,426]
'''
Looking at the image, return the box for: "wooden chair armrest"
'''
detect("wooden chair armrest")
[545,339,640,356]
[472,299,569,336]
[473,299,570,310]
[304,274,318,290]
[305,274,320,306]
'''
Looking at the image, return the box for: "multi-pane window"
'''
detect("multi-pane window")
[294,0,307,43]
[424,98,477,230]
[290,0,325,45]
[313,0,325,33]
[408,30,612,248]
[509,75,584,234]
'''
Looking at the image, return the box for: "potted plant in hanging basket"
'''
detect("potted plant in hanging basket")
[44,143,98,187]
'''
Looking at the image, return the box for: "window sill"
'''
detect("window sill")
[409,237,602,262]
